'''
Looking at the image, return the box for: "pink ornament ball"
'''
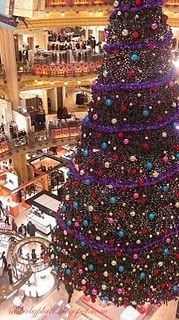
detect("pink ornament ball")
[151,23,158,30]
[79,269,83,274]
[166,238,171,244]
[93,114,98,120]
[75,222,80,227]
[169,81,174,87]
[133,254,138,260]
[133,192,139,199]
[92,289,98,295]
[117,288,123,294]
[108,217,114,224]
[123,139,129,145]
[81,285,87,291]
[163,155,169,163]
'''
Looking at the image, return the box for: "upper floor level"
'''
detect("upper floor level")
[0,1,179,97]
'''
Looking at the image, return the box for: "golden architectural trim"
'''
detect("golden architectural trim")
[19,74,96,90]
[17,14,179,31]
[17,16,109,30]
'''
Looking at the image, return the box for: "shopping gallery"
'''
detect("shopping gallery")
[0,0,178,320]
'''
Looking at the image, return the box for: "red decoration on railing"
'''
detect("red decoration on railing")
[46,0,112,6]
[0,141,10,155]
[52,127,80,139]
[45,0,178,5]
[33,61,102,77]
[165,0,179,5]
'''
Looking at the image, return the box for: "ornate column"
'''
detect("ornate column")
[0,27,19,109]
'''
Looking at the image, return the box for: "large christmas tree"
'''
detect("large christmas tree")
[49,0,179,306]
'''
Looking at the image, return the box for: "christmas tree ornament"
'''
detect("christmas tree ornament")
[101,141,108,149]
[118,265,125,273]
[151,23,158,30]
[145,161,154,170]
[142,109,150,117]
[147,211,156,221]
[131,53,139,62]
[105,98,113,107]
[103,70,108,77]
[82,148,89,157]
[113,0,119,7]
[122,29,129,36]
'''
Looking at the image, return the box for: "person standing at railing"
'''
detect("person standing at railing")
[7,264,13,285]
[12,219,17,232]
[4,207,10,226]
[1,251,7,271]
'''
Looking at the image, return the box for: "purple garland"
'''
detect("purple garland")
[103,31,173,53]
[112,0,164,14]
[92,70,176,92]
[83,108,179,133]
[57,215,178,254]
[70,163,179,190]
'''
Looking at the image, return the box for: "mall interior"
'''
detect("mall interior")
[0,0,178,319]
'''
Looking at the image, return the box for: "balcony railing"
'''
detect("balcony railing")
[17,58,102,77]
[46,0,113,5]
[165,0,179,5]
[0,125,81,159]
[45,0,179,6]
[33,60,101,77]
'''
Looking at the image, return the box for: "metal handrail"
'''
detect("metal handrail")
[0,125,81,158]
[45,0,178,5]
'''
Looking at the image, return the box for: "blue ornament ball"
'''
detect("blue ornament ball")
[162,184,169,192]
[83,148,89,157]
[84,116,90,123]
[62,205,67,212]
[147,211,156,221]
[145,161,153,170]
[73,201,78,209]
[88,264,94,271]
[118,265,125,273]
[118,229,125,237]
[101,141,108,150]
[163,247,170,256]
[67,220,72,227]
[110,196,117,204]
[172,285,179,294]
[55,266,60,272]
[176,152,179,159]
[142,109,150,117]
[105,98,113,107]
[139,272,146,280]
[83,219,89,227]
[131,53,139,62]
[84,179,91,185]
[173,121,179,130]
[65,268,72,275]
[80,241,86,247]
[103,295,109,302]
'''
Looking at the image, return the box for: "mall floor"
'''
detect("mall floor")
[0,207,178,320]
